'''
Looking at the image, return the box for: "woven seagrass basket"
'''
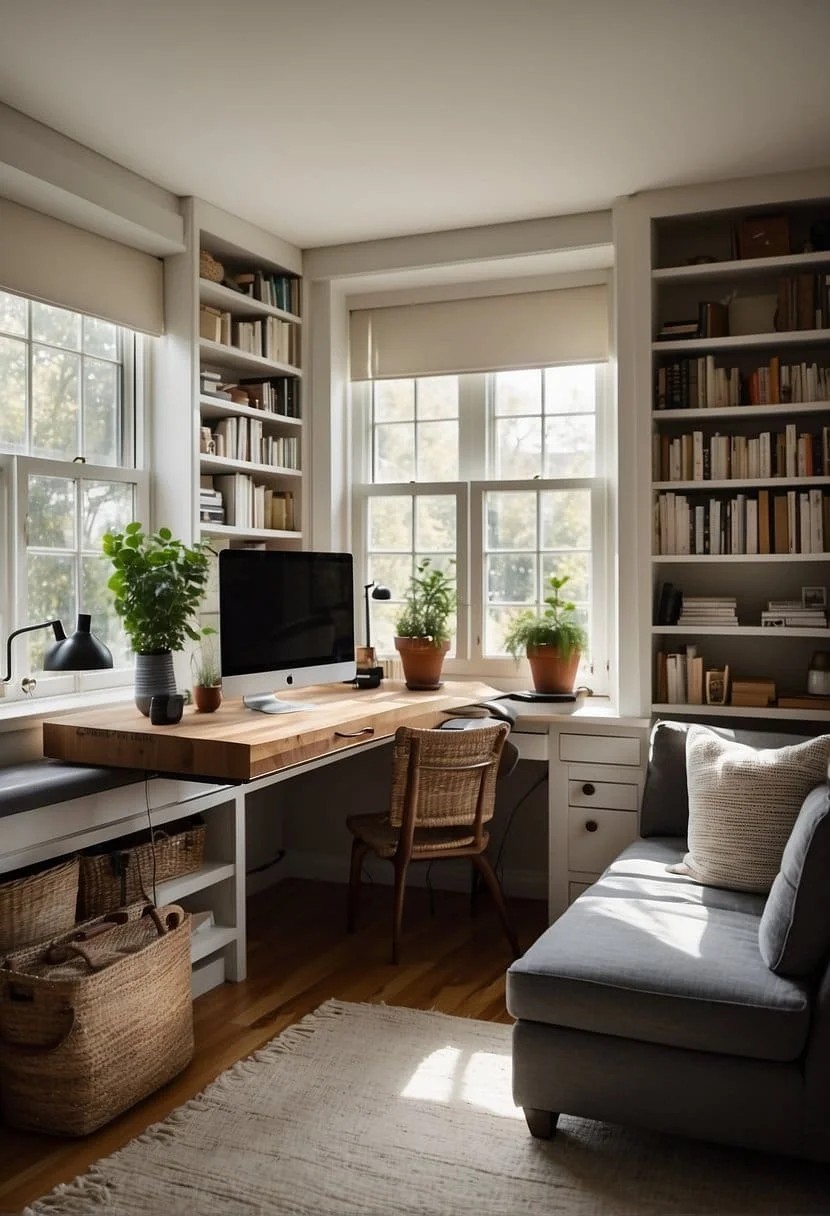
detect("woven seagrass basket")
[199,249,224,282]
[0,904,193,1135]
[78,822,206,919]
[0,856,79,955]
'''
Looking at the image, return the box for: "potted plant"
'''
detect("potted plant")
[102,523,213,715]
[191,630,222,713]
[503,575,587,693]
[394,560,457,690]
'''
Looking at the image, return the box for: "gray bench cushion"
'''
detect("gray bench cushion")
[507,872,810,1063]
[0,760,143,818]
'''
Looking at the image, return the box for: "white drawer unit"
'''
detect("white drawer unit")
[568,806,640,874]
[548,719,649,921]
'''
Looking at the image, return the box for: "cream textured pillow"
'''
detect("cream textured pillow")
[673,726,830,893]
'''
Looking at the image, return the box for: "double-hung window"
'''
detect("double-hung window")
[0,290,148,696]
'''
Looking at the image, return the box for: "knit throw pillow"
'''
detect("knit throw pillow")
[671,725,830,894]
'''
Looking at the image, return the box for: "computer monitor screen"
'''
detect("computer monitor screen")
[219,549,356,712]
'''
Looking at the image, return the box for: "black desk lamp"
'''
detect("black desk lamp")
[356,582,391,688]
[3,613,113,683]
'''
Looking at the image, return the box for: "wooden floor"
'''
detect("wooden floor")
[0,878,547,1213]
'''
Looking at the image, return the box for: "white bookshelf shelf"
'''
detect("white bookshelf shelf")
[199,339,302,378]
[200,523,302,543]
[652,703,830,722]
[199,395,302,429]
[653,329,830,355]
[652,625,830,638]
[200,454,302,482]
[653,476,830,491]
[191,924,238,964]
[653,249,830,284]
[653,401,830,422]
[199,278,301,324]
[653,553,830,563]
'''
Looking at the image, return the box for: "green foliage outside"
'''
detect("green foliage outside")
[102,523,213,655]
[395,559,457,647]
[503,574,588,660]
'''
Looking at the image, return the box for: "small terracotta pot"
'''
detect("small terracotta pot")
[394,637,450,690]
[526,646,580,694]
[193,684,223,713]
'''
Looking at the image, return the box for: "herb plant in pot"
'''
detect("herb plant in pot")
[102,523,213,715]
[394,560,457,690]
[503,575,587,694]
[191,630,222,713]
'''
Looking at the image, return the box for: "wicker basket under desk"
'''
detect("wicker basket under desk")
[78,821,206,919]
[0,856,80,954]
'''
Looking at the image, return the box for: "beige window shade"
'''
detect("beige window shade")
[0,198,164,335]
[350,285,607,380]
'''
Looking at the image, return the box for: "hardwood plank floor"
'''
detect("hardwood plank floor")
[0,878,547,1213]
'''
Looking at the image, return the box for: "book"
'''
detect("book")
[777,695,830,710]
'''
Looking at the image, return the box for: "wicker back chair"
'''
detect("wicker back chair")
[346,723,520,963]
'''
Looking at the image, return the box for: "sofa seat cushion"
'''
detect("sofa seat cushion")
[507,877,811,1063]
[605,838,768,916]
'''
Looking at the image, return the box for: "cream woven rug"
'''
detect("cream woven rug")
[25,1000,830,1216]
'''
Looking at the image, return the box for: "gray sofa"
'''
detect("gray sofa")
[506,721,830,1162]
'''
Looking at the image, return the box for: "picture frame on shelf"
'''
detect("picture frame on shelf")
[705,666,730,706]
[802,587,827,610]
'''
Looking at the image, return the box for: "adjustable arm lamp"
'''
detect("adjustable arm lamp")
[363,581,391,650]
[2,614,113,684]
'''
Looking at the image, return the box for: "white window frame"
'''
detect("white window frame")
[352,367,613,693]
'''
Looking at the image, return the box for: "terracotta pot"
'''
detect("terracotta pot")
[394,637,450,690]
[193,684,223,713]
[526,645,580,694]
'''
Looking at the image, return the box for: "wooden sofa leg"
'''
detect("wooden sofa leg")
[523,1108,559,1139]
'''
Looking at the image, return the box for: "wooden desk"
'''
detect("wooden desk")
[42,680,498,783]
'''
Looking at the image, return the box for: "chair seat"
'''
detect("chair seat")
[347,812,487,858]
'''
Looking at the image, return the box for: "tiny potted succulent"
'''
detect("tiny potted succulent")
[102,523,213,714]
[191,630,222,713]
[503,575,587,693]
[394,560,457,690]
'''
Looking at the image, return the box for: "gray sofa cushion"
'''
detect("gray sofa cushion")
[639,720,814,839]
[604,838,767,916]
[507,873,810,1063]
[759,783,830,976]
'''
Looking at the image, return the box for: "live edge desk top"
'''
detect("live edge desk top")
[41,680,499,784]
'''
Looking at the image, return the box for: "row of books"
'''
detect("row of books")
[654,356,828,410]
[675,596,738,627]
[760,599,827,628]
[653,585,828,629]
[655,646,709,705]
[209,416,300,470]
[656,301,729,342]
[228,270,300,315]
[654,488,830,555]
[200,371,301,419]
[653,426,830,482]
[213,473,296,532]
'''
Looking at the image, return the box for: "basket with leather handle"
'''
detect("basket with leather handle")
[0,904,193,1135]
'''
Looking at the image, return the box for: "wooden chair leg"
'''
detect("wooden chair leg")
[347,837,369,932]
[471,853,520,958]
[391,859,409,964]
[524,1108,559,1140]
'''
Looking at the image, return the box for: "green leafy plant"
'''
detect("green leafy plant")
[102,523,213,655]
[395,560,457,647]
[503,575,588,660]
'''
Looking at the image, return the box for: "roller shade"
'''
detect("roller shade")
[350,284,607,380]
[0,197,164,335]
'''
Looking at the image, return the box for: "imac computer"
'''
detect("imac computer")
[219,549,356,713]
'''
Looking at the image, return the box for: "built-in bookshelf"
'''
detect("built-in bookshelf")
[649,194,830,718]
[196,225,303,546]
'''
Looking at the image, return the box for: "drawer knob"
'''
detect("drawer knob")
[582,782,595,796]
[585,820,598,833]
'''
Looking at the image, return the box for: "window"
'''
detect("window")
[0,290,147,692]
[352,364,610,689]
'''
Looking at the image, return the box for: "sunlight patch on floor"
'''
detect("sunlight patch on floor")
[401,1044,521,1119]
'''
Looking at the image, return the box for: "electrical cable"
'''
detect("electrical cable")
[144,775,158,908]
[492,770,548,887]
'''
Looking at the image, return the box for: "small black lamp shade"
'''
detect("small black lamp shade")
[3,614,112,683]
[45,614,113,672]
[363,582,392,649]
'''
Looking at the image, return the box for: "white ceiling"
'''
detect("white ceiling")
[0,0,828,250]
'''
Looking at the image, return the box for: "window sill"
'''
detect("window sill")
[0,687,134,734]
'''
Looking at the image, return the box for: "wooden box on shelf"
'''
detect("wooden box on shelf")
[737,214,790,260]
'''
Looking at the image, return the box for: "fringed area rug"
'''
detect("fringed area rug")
[24,1000,830,1216]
